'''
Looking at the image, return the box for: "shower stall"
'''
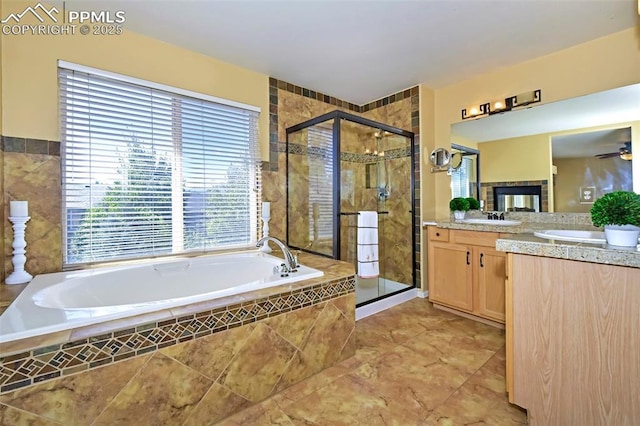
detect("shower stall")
[286,110,416,306]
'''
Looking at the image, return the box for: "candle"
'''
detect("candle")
[262,202,270,219]
[10,201,28,217]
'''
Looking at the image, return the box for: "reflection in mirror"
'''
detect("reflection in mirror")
[552,127,632,212]
[450,152,463,170]
[429,147,451,168]
[450,144,480,201]
[451,84,639,212]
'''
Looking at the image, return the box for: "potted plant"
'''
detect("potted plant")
[466,197,481,210]
[590,191,640,247]
[450,197,470,221]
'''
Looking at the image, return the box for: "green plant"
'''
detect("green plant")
[449,197,470,212]
[590,191,640,227]
[466,197,481,210]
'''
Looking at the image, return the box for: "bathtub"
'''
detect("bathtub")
[0,251,323,344]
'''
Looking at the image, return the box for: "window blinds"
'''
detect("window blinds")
[60,65,261,266]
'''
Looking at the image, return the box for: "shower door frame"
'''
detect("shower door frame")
[285,110,416,298]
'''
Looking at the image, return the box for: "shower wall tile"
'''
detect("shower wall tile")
[265,77,421,288]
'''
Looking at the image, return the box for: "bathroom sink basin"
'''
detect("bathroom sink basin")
[533,230,606,244]
[460,218,522,226]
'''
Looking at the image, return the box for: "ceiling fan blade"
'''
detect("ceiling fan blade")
[595,152,620,159]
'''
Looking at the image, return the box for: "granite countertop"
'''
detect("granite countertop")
[496,233,640,269]
[423,218,639,269]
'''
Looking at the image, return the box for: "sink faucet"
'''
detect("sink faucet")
[256,237,297,272]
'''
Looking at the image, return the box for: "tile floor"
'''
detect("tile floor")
[217,297,527,425]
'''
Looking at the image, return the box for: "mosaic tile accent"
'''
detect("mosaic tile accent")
[0,277,355,394]
[1,136,61,156]
[287,143,411,164]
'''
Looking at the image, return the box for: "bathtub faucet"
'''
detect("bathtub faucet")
[256,237,298,273]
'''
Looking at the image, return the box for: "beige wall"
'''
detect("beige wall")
[478,134,553,208]
[1,0,270,156]
[427,27,640,218]
[554,156,632,213]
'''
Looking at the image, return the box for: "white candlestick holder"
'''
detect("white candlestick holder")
[260,216,272,253]
[6,216,33,285]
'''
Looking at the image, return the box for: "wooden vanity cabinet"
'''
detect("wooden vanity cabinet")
[427,226,506,324]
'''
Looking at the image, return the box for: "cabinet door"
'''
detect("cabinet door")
[428,242,473,312]
[476,247,506,322]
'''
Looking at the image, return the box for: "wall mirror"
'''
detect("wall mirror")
[451,84,639,212]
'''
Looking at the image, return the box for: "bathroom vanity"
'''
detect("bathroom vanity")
[498,233,640,425]
[426,226,507,324]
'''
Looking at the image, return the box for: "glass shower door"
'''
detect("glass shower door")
[339,120,413,305]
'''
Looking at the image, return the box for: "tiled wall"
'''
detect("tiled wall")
[0,278,355,424]
[1,136,62,282]
[264,79,421,286]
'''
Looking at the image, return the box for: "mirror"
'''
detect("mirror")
[429,147,451,168]
[451,84,639,212]
[450,152,463,170]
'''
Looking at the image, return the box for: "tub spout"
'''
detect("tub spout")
[256,237,297,272]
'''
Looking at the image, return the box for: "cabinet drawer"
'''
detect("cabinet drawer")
[452,230,499,247]
[428,227,449,242]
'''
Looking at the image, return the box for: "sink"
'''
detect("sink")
[533,229,606,244]
[460,218,522,226]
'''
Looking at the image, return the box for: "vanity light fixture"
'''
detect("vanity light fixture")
[461,90,541,120]
[507,89,542,109]
[461,103,490,120]
[488,99,509,114]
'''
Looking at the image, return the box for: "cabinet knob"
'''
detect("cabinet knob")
[436,232,440,236]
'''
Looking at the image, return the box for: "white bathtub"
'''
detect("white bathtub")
[0,252,323,344]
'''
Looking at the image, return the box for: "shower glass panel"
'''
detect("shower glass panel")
[286,119,335,257]
[340,121,413,304]
[286,111,415,307]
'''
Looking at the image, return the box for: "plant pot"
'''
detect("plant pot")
[604,224,640,247]
[453,211,466,221]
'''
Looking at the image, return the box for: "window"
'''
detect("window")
[451,156,473,198]
[60,62,261,266]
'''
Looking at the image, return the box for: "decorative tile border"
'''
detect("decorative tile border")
[1,135,61,156]
[285,143,411,164]
[0,277,355,394]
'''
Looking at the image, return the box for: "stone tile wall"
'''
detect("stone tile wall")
[264,79,421,287]
[0,279,355,424]
[481,180,549,212]
[2,137,62,281]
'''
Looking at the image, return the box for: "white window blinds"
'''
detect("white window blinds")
[60,65,261,266]
[451,156,472,198]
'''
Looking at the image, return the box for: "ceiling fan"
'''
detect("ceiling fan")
[595,141,632,161]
